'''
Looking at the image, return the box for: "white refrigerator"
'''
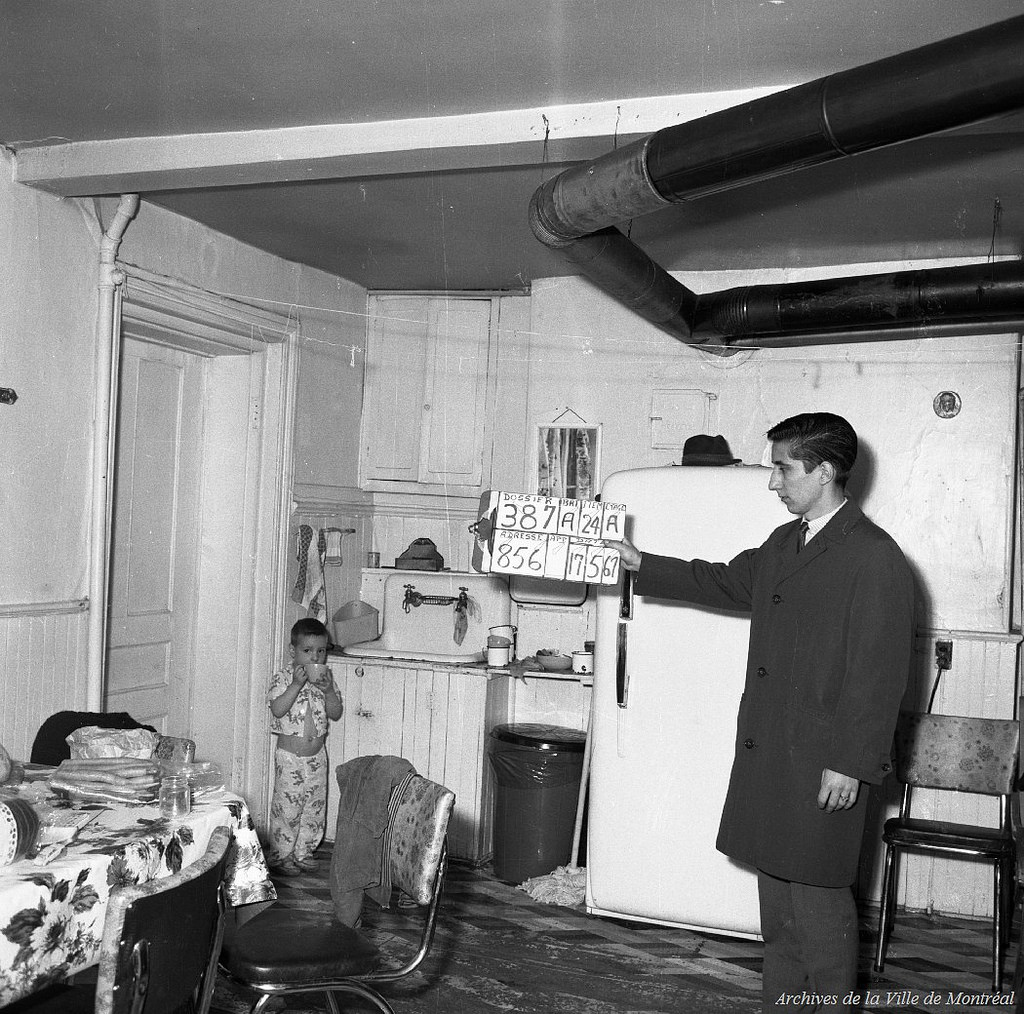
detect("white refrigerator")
[586,464,791,938]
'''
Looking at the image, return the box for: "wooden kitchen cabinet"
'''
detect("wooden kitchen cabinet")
[359,294,496,493]
[325,659,511,862]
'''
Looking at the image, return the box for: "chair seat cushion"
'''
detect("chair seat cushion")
[883,817,1014,856]
[221,906,380,984]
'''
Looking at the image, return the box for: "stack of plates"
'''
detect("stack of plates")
[0,798,40,865]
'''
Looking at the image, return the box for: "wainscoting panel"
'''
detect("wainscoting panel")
[287,501,373,636]
[0,600,90,760]
[325,661,512,863]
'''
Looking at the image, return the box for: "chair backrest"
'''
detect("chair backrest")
[153,735,196,765]
[893,711,1019,795]
[30,711,157,766]
[387,774,455,905]
[94,825,232,1014]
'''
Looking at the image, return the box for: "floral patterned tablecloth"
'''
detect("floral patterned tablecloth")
[0,790,276,1005]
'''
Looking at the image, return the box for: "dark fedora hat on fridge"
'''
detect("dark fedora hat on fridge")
[677,434,741,466]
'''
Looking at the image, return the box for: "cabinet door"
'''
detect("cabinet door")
[420,298,493,487]
[325,662,405,839]
[360,296,429,484]
[359,294,494,492]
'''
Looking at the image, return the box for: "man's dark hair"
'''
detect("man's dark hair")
[291,617,330,645]
[767,413,858,488]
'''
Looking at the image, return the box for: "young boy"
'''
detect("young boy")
[266,617,343,877]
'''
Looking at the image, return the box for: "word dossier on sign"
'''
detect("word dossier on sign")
[472,490,627,585]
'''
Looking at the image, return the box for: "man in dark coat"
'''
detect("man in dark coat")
[608,413,914,1012]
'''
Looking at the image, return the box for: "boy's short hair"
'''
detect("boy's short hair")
[767,412,858,488]
[291,617,330,645]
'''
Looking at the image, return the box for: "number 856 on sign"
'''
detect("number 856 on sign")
[490,531,620,585]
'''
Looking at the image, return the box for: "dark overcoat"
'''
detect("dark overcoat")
[635,500,914,887]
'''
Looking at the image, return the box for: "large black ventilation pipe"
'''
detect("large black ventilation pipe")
[529,15,1024,354]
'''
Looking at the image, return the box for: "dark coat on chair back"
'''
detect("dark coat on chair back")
[635,500,915,888]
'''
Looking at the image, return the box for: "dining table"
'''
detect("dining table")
[0,779,277,1006]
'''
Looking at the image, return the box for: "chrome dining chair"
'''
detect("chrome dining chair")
[220,773,455,1014]
[5,825,232,1014]
[874,711,1019,992]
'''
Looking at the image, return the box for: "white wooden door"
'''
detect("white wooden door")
[106,339,203,735]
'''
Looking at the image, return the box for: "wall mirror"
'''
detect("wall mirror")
[536,423,601,500]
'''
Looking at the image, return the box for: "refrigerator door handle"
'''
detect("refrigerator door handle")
[619,569,634,620]
[615,622,630,708]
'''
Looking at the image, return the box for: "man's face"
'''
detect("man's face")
[768,439,826,518]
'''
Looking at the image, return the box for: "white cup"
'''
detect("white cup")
[486,645,511,667]
[572,650,593,674]
[304,663,330,687]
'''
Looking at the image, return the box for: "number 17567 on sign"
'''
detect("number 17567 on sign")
[488,530,621,584]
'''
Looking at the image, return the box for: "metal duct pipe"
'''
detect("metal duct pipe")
[529,15,1024,353]
[693,260,1024,347]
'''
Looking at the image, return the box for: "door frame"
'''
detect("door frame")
[118,265,298,827]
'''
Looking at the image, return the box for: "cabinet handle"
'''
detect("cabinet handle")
[357,707,374,718]
[355,667,364,677]
[616,622,629,709]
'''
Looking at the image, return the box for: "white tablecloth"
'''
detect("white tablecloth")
[0,789,275,1005]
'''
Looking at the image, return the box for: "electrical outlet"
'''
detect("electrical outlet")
[935,639,953,671]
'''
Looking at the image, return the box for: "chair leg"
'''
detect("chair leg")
[994,861,1004,993]
[250,994,274,1014]
[1001,857,1016,949]
[874,844,897,973]
[324,983,397,1014]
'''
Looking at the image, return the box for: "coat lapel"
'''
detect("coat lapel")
[777,501,863,580]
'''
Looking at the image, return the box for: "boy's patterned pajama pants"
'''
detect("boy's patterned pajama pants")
[267,745,328,865]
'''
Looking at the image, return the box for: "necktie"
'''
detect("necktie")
[797,520,809,553]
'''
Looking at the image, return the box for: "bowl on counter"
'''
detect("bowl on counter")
[534,653,573,672]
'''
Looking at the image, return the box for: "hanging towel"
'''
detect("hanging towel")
[453,600,468,646]
[291,525,314,604]
[305,529,328,622]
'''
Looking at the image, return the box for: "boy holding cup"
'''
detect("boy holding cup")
[266,617,343,877]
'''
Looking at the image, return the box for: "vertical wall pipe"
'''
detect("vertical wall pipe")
[86,194,140,710]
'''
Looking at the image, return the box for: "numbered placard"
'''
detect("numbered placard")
[476,490,626,585]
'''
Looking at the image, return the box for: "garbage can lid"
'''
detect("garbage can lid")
[490,723,587,751]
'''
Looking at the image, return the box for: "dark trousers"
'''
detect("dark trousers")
[758,870,859,1012]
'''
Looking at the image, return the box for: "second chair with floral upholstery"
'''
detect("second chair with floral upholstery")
[874,710,1019,993]
[220,771,455,1014]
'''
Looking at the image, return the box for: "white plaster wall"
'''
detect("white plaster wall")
[529,266,1019,634]
[116,198,367,494]
[0,161,101,606]
[0,175,367,786]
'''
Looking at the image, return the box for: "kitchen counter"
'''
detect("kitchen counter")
[328,650,590,683]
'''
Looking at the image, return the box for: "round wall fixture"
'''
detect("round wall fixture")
[933,391,961,419]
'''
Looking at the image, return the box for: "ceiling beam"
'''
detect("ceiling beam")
[12,87,795,197]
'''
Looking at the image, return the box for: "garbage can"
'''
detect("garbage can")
[487,723,587,883]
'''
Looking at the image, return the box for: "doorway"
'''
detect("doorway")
[111,267,297,824]
[106,337,203,734]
